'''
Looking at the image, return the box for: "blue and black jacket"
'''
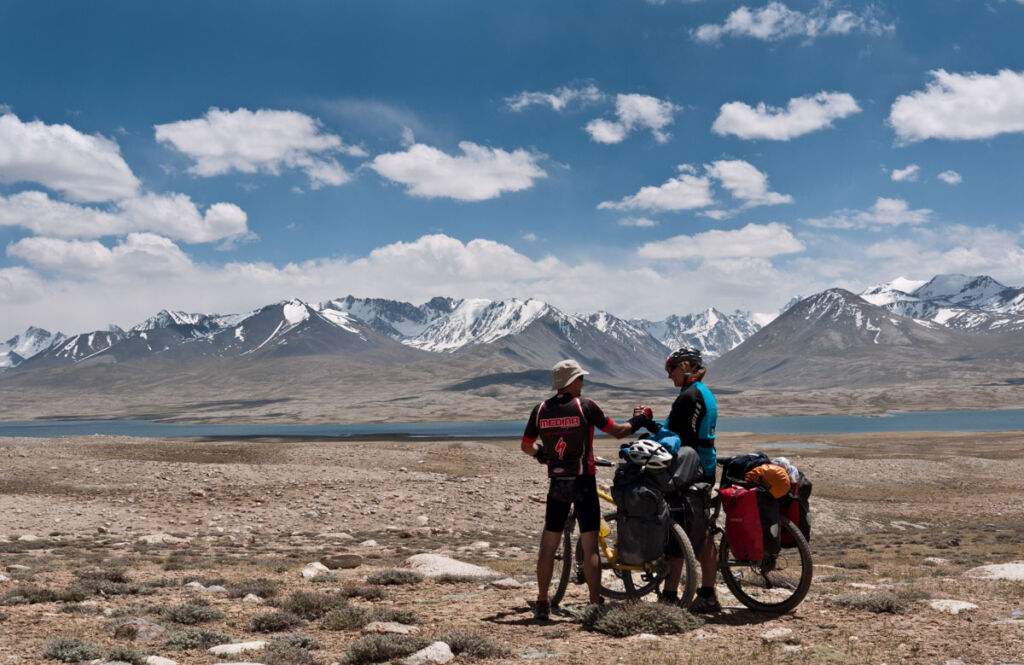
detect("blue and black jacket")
[661,380,718,480]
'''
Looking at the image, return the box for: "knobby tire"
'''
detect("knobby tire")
[718,516,813,613]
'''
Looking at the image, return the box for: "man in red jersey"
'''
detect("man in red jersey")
[521,359,639,619]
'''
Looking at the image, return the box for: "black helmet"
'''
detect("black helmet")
[665,346,703,373]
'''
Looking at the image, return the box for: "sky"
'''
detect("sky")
[2,0,1024,338]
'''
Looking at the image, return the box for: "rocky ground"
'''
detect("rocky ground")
[1,430,1023,664]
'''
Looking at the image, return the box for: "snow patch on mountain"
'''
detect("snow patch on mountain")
[861,274,1024,332]
[0,327,66,368]
[632,308,761,359]
[406,298,551,352]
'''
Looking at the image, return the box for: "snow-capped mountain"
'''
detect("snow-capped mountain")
[30,330,124,366]
[632,308,762,359]
[861,274,1024,332]
[0,327,66,369]
[319,296,456,339]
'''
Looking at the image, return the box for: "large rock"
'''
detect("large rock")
[114,618,170,642]
[401,642,454,665]
[320,554,363,569]
[301,561,331,579]
[930,599,978,615]
[208,641,266,656]
[402,554,498,578]
[965,561,1024,580]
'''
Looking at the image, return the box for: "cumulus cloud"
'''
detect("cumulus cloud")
[636,222,805,260]
[693,2,894,43]
[505,84,605,112]
[891,164,920,182]
[712,92,860,140]
[863,225,1024,279]
[154,107,365,188]
[598,165,713,212]
[585,94,680,144]
[7,233,192,276]
[0,191,249,244]
[369,141,547,201]
[599,160,790,214]
[803,197,932,229]
[0,112,140,202]
[938,170,962,185]
[889,69,1024,143]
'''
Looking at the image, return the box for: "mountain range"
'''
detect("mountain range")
[3,274,1022,390]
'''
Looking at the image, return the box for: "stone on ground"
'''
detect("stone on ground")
[208,640,267,656]
[400,641,454,665]
[930,599,978,614]
[965,561,1024,580]
[490,578,522,589]
[301,561,331,579]
[362,621,420,635]
[761,627,795,643]
[137,533,189,545]
[320,554,363,569]
[402,553,497,578]
[114,618,170,642]
[145,657,178,665]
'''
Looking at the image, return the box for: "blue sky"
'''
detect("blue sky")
[2,0,1024,337]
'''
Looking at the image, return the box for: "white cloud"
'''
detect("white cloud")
[522,233,538,241]
[599,160,790,214]
[863,225,1024,279]
[0,191,249,244]
[891,164,920,182]
[154,107,365,187]
[712,92,861,140]
[505,84,605,112]
[618,217,658,227]
[0,112,140,202]
[585,94,680,144]
[694,2,894,43]
[889,69,1024,143]
[803,197,932,229]
[636,222,805,260]
[598,165,714,212]
[938,170,963,185]
[369,141,547,201]
[7,233,192,276]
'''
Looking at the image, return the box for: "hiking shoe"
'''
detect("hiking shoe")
[533,599,551,620]
[658,589,679,605]
[689,594,722,613]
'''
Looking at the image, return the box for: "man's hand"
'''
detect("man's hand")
[632,405,654,420]
[534,443,548,463]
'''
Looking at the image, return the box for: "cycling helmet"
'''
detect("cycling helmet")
[627,440,673,470]
[665,346,703,374]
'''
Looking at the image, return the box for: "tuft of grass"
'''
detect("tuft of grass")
[41,637,101,662]
[251,610,304,633]
[160,598,225,624]
[275,590,348,620]
[163,628,233,650]
[104,646,148,665]
[581,602,704,637]
[1,585,60,605]
[433,629,511,659]
[342,634,430,665]
[227,577,280,599]
[365,569,423,586]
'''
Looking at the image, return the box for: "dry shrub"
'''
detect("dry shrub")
[271,634,320,650]
[227,577,279,598]
[342,634,429,665]
[433,573,497,584]
[264,644,321,665]
[581,602,704,637]
[338,584,387,601]
[41,637,101,662]
[433,629,510,659]
[163,628,233,650]
[365,569,423,586]
[104,646,148,665]
[74,568,131,583]
[160,598,225,624]
[275,590,348,619]
[834,561,871,570]
[252,610,305,633]
[1,585,60,605]
[827,590,918,614]
[322,605,419,631]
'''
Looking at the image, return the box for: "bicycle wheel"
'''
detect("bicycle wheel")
[548,510,575,607]
[718,517,812,613]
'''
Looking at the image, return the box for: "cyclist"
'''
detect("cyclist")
[522,359,641,619]
[636,346,721,613]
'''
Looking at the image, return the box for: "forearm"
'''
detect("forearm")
[604,421,636,439]
[521,437,539,455]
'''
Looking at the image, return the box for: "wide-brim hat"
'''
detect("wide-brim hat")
[551,359,589,390]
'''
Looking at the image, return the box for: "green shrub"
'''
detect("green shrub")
[433,629,510,659]
[160,599,225,624]
[271,634,320,649]
[251,610,304,633]
[365,569,423,586]
[227,577,279,599]
[580,602,704,637]
[275,590,347,619]
[41,637,101,662]
[342,634,429,665]
[321,605,370,630]
[104,646,148,665]
[1,585,59,605]
[163,628,233,650]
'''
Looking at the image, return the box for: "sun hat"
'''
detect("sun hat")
[551,359,589,390]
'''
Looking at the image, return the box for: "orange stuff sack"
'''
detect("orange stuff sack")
[744,464,791,499]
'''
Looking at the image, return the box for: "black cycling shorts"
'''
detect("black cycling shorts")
[544,475,600,534]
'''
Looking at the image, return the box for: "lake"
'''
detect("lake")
[0,408,1020,438]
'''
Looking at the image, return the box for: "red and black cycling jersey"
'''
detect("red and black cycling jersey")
[522,393,616,477]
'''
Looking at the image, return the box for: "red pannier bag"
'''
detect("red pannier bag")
[720,486,763,561]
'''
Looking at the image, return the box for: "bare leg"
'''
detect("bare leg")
[700,528,718,588]
[578,530,602,604]
[536,529,563,602]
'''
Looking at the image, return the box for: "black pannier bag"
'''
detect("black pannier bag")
[780,469,812,546]
[672,484,711,554]
[611,464,670,566]
[649,447,703,495]
[721,451,771,485]
[758,489,782,558]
